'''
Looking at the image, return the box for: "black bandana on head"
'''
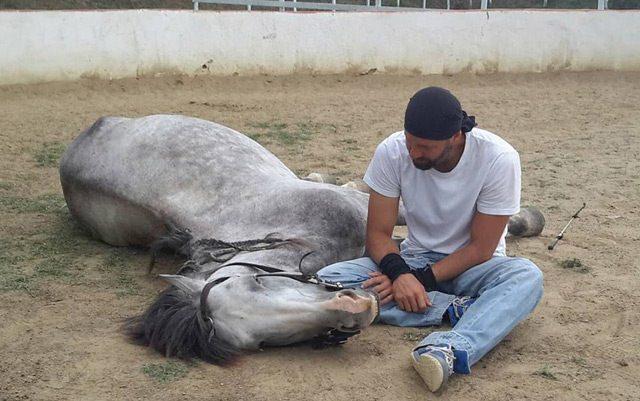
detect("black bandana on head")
[404,87,477,140]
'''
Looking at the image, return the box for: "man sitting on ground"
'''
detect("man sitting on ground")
[317,87,543,392]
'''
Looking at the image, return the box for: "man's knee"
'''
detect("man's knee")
[509,257,544,302]
[316,257,378,286]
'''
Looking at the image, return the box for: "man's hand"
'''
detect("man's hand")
[392,273,432,313]
[362,271,394,305]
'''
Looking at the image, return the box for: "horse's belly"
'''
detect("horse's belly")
[62,181,166,246]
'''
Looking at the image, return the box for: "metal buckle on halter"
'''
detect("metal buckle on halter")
[310,328,361,349]
[307,274,344,291]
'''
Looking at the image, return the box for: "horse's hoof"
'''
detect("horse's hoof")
[303,172,337,185]
[508,206,545,237]
[341,179,370,193]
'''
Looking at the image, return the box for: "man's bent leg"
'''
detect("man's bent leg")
[317,257,455,327]
[416,257,543,373]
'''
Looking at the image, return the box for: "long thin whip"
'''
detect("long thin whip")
[547,202,586,250]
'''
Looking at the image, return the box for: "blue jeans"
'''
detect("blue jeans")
[317,251,543,373]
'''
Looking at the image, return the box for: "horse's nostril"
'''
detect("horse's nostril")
[337,290,359,301]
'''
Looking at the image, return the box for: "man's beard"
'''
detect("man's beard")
[412,158,434,170]
[411,142,453,171]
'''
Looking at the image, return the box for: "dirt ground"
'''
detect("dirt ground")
[1,71,639,401]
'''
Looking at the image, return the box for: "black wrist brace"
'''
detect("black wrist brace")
[378,253,411,282]
[412,266,437,292]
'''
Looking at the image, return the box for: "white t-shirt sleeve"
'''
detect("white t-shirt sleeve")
[363,142,401,198]
[476,151,521,215]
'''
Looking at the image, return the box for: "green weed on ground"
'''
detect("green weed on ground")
[0,193,66,214]
[33,142,67,167]
[1,209,143,297]
[142,361,189,383]
[0,237,30,292]
[99,249,141,297]
[33,255,74,279]
[571,356,588,367]
[534,364,558,380]
[1,219,143,297]
[247,121,335,147]
[559,258,590,273]
[1,254,35,295]
[0,176,146,298]
[0,209,94,294]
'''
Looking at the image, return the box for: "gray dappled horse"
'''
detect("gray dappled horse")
[59,115,384,364]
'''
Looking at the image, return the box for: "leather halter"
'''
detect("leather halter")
[197,260,376,348]
[199,262,346,324]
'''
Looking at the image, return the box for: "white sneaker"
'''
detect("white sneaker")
[410,344,455,392]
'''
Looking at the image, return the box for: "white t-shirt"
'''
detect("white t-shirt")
[363,128,521,257]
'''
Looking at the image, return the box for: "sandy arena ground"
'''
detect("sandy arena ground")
[0,71,639,401]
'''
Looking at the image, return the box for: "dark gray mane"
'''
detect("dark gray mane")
[124,284,239,364]
[148,227,300,272]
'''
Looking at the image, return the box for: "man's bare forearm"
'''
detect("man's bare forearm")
[431,212,510,282]
[366,230,401,265]
[431,243,493,282]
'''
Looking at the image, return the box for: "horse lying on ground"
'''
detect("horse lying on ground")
[60,114,544,364]
[59,114,384,364]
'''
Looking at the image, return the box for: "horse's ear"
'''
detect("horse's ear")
[159,274,203,294]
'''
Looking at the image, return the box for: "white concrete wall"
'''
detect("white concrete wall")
[0,9,638,85]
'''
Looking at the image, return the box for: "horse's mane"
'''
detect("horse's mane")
[148,226,312,272]
[124,284,238,365]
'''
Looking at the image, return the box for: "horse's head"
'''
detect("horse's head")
[125,272,378,364]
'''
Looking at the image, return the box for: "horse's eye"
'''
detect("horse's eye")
[252,276,265,288]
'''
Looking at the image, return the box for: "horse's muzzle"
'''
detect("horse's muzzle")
[326,288,379,329]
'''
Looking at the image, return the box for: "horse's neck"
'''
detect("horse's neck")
[189,239,327,278]
[227,245,321,273]
[185,223,366,279]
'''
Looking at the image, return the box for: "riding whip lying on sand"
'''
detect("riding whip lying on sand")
[548,203,586,250]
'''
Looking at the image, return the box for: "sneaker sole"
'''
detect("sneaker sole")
[411,352,447,392]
